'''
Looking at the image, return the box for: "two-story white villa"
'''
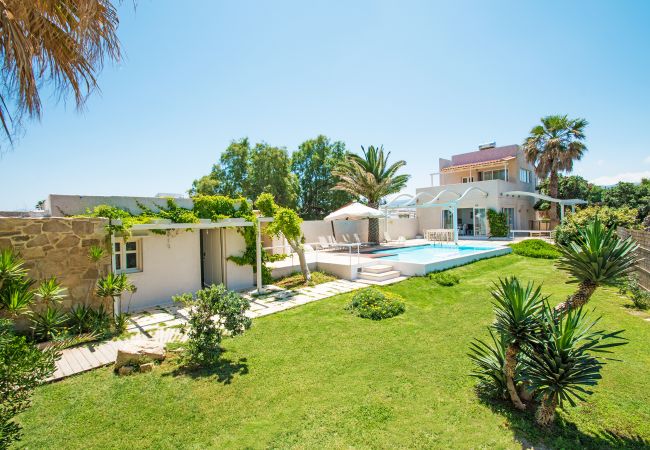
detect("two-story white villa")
[414,142,539,237]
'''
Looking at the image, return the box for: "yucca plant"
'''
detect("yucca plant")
[468,328,509,399]
[89,304,111,334]
[68,304,93,334]
[34,277,67,306]
[1,285,35,318]
[30,306,69,342]
[555,218,638,314]
[522,305,627,426]
[96,273,135,317]
[0,249,28,292]
[490,277,546,410]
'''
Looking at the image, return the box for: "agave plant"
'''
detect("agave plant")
[31,306,69,342]
[34,277,67,306]
[522,305,627,426]
[96,273,135,317]
[490,277,546,410]
[555,218,638,314]
[468,328,509,399]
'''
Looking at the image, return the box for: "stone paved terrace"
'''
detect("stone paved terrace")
[49,277,407,381]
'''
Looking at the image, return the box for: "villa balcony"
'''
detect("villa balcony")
[417,179,533,202]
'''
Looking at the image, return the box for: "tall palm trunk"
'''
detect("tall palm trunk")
[535,393,558,426]
[368,201,380,243]
[554,280,597,315]
[548,171,559,225]
[505,343,525,410]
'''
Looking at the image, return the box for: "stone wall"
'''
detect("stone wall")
[619,228,650,291]
[0,217,112,310]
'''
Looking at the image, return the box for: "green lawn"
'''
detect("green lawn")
[16,256,650,449]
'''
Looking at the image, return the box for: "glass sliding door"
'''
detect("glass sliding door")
[473,208,487,236]
[441,209,454,229]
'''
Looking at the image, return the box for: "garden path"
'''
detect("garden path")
[49,277,406,381]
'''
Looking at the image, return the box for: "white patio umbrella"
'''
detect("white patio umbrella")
[324,202,384,239]
[324,202,384,221]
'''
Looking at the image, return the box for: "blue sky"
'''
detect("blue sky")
[1,0,649,210]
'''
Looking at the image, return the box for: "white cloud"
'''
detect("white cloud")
[590,171,650,186]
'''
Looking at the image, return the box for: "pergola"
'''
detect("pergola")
[501,191,587,222]
[382,186,490,245]
[381,187,588,244]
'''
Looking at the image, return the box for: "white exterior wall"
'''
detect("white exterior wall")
[124,230,201,312]
[222,228,254,291]
[47,194,193,217]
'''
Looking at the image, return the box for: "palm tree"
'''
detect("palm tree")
[555,218,638,314]
[490,277,546,410]
[333,146,410,243]
[523,115,588,224]
[0,0,121,149]
[523,305,627,426]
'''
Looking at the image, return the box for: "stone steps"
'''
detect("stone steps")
[357,264,402,283]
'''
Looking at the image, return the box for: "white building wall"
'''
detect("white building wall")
[222,228,254,291]
[124,230,201,312]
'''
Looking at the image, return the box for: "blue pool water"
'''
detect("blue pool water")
[373,244,499,264]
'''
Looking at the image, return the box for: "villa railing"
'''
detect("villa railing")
[619,228,650,291]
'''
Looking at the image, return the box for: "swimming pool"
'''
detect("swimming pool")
[371,244,511,275]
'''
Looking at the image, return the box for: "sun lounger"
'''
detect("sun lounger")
[383,232,406,246]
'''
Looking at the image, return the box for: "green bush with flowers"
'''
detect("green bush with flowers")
[346,288,405,320]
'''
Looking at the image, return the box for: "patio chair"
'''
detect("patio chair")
[353,233,371,248]
[341,234,351,243]
[318,236,333,250]
[384,232,406,246]
[327,235,345,250]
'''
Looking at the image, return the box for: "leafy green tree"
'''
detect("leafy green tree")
[190,139,250,197]
[0,318,58,447]
[603,179,650,222]
[291,135,353,219]
[523,115,588,224]
[333,145,410,243]
[0,1,121,152]
[537,175,604,209]
[256,193,311,281]
[248,143,297,208]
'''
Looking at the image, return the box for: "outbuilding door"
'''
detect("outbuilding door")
[201,229,225,287]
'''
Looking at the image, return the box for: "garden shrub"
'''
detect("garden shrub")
[347,288,405,320]
[429,272,460,286]
[554,205,639,245]
[487,209,509,237]
[173,284,252,367]
[619,274,650,310]
[0,319,58,448]
[508,239,560,259]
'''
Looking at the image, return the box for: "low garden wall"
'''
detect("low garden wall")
[619,228,650,291]
[0,217,112,310]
